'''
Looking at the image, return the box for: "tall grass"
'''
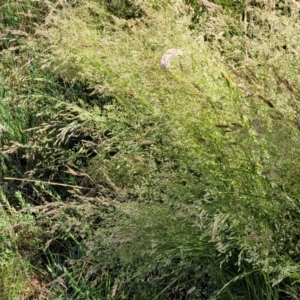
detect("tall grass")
[1,0,300,299]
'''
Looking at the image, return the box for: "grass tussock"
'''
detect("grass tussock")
[1,0,300,299]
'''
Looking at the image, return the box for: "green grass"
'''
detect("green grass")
[1,0,300,299]
[0,188,47,299]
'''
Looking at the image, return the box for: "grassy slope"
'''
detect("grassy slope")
[1,0,300,299]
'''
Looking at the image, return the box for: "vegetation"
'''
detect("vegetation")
[1,0,300,298]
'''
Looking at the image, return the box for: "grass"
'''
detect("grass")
[1,0,300,299]
[0,188,47,299]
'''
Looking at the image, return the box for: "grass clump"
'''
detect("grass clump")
[1,0,300,299]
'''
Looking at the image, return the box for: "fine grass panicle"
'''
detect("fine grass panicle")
[1,0,300,299]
